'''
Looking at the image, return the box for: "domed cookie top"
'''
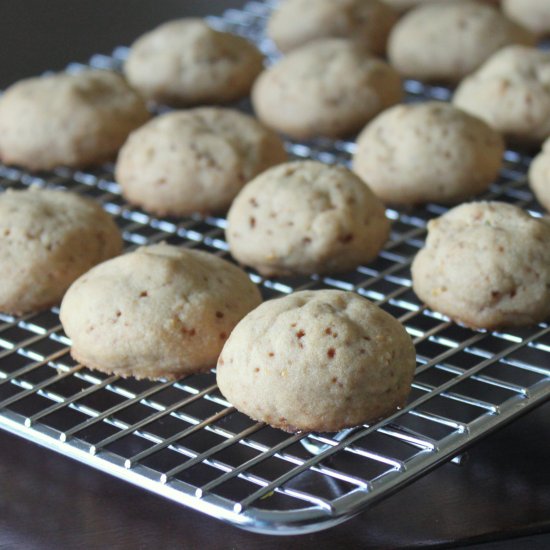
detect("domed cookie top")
[124,18,264,106]
[0,188,122,315]
[267,0,397,55]
[115,108,287,216]
[217,289,416,433]
[388,0,535,83]
[0,70,150,171]
[252,38,402,140]
[453,46,550,145]
[412,202,550,329]
[503,0,550,37]
[226,161,390,276]
[60,243,262,380]
[353,102,504,205]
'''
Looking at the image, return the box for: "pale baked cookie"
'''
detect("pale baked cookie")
[353,102,504,205]
[0,188,122,315]
[528,137,550,212]
[60,244,262,380]
[124,19,264,106]
[0,70,150,171]
[412,202,550,329]
[388,0,535,83]
[453,46,550,145]
[267,0,397,55]
[252,39,402,140]
[503,0,550,37]
[217,289,416,433]
[115,108,287,216]
[226,161,390,277]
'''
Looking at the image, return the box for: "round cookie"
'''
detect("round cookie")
[0,188,122,315]
[226,161,390,277]
[267,0,397,55]
[453,46,550,145]
[528,137,550,212]
[353,102,504,205]
[216,289,416,433]
[411,202,550,329]
[124,18,264,106]
[59,244,262,380]
[503,0,550,37]
[387,0,535,83]
[115,108,287,216]
[0,70,150,171]
[251,38,402,140]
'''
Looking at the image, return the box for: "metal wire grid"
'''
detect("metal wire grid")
[0,0,549,536]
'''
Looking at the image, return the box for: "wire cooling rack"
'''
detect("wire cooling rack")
[1,0,550,536]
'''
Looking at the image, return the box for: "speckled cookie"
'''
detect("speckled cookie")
[226,161,390,277]
[124,18,264,106]
[60,244,262,380]
[0,70,150,171]
[115,108,287,216]
[412,202,550,329]
[0,188,122,315]
[353,102,504,205]
[453,46,550,145]
[528,137,550,212]
[252,39,402,140]
[503,0,550,37]
[267,0,397,55]
[217,289,416,433]
[388,0,535,83]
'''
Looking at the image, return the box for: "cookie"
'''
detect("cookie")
[124,18,264,106]
[251,38,402,140]
[217,289,416,433]
[528,137,550,212]
[353,102,504,205]
[388,0,535,83]
[115,108,287,216]
[59,244,262,380]
[0,70,150,171]
[453,46,550,145]
[267,0,397,55]
[226,161,390,277]
[411,202,550,329]
[503,0,550,37]
[0,188,122,315]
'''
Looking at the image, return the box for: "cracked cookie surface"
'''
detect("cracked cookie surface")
[216,289,416,432]
[412,201,550,329]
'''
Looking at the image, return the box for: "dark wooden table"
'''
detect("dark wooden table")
[0,1,549,548]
